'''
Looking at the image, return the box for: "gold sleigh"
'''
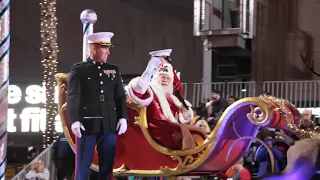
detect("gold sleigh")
[55,73,305,177]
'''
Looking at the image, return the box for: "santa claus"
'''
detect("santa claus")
[126,56,206,150]
[148,49,184,97]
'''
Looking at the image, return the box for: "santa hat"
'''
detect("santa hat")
[152,64,174,83]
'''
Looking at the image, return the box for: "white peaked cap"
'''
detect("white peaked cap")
[86,32,114,46]
[152,63,174,83]
[149,49,172,57]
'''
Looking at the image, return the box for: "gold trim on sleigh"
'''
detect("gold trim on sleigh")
[55,73,274,176]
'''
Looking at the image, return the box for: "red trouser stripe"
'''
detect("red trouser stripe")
[74,137,78,180]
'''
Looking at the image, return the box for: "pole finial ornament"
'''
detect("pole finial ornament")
[80,9,97,24]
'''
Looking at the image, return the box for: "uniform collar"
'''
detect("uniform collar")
[87,58,106,65]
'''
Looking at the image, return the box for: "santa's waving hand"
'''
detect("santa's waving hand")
[134,57,162,94]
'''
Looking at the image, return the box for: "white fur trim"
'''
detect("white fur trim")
[176,72,181,80]
[171,94,191,124]
[150,84,179,123]
[179,100,193,124]
[127,78,154,106]
[130,77,149,94]
[184,100,193,109]
[178,112,187,124]
[170,95,193,124]
[170,94,183,109]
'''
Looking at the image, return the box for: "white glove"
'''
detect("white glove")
[117,118,127,135]
[71,121,85,138]
[141,57,162,82]
[147,57,162,73]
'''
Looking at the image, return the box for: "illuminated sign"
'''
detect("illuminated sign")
[5,84,320,133]
[7,84,62,133]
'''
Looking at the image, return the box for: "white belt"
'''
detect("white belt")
[83,117,103,119]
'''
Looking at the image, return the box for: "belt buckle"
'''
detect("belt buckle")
[100,95,105,101]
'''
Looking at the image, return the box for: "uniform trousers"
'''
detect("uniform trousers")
[75,134,116,180]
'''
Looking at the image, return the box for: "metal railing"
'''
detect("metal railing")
[182,80,320,110]
[182,81,257,106]
[11,143,56,180]
[194,0,254,37]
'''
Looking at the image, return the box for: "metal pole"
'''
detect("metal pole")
[202,38,212,102]
[0,0,9,179]
[79,9,98,173]
[80,9,97,62]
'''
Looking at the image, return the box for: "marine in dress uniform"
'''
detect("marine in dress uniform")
[67,32,128,180]
[149,49,185,97]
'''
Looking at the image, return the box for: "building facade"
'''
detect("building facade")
[252,0,320,81]
[197,0,320,82]
[11,0,203,83]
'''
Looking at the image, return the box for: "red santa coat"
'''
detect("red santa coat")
[126,78,206,150]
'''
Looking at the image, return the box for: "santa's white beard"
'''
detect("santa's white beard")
[150,80,174,98]
[150,79,179,122]
[149,79,191,124]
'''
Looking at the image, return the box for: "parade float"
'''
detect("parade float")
[54,71,318,178]
[51,9,320,180]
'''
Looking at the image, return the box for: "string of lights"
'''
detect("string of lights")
[40,0,59,149]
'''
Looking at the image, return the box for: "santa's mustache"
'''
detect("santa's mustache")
[151,80,173,97]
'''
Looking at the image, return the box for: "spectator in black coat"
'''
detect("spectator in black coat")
[53,133,75,180]
[206,90,228,129]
